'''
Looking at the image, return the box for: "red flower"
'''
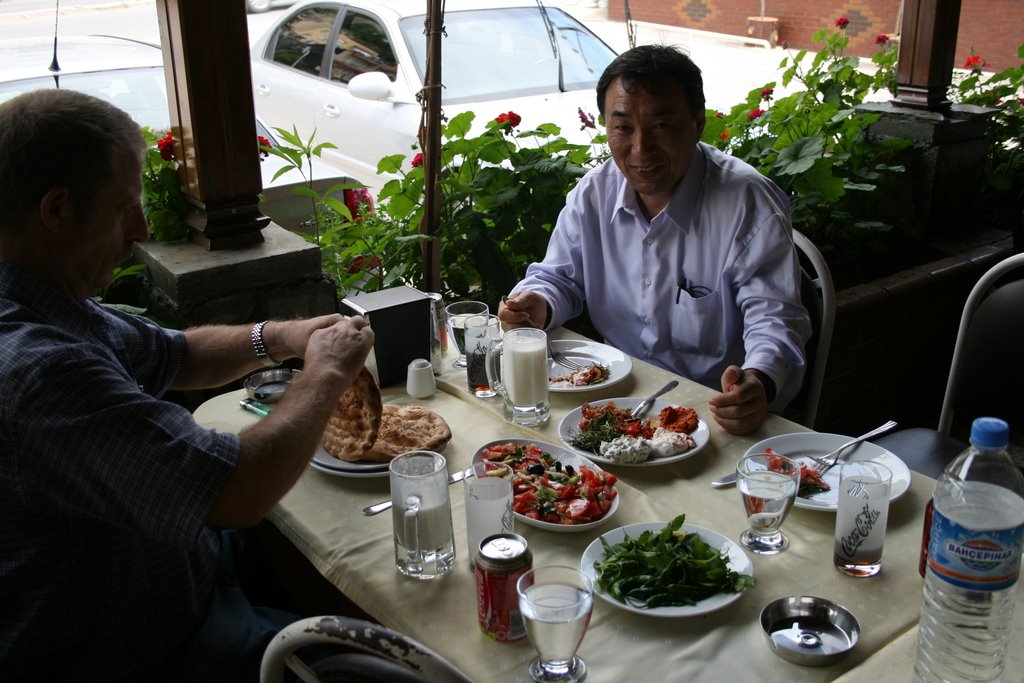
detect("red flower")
[875,34,890,45]
[715,111,724,119]
[577,107,596,129]
[156,131,175,161]
[495,111,522,129]
[835,17,850,29]
[747,108,765,120]
[411,152,424,168]
[257,135,271,160]
[760,87,774,101]
[963,54,986,71]
[343,188,374,220]
[720,129,730,141]
[347,254,381,274]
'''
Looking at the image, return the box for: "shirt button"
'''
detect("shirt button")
[643,278,651,287]
[642,317,651,325]
[645,351,654,359]
[645,238,653,246]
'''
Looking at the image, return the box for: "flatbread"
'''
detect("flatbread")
[361,404,452,463]
[322,367,383,462]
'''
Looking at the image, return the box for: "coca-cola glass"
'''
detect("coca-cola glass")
[833,461,891,577]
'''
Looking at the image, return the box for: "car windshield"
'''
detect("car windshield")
[399,7,615,104]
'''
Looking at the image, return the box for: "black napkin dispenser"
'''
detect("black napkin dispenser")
[340,285,431,387]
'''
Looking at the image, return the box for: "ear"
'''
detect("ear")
[38,187,73,232]
[694,109,707,140]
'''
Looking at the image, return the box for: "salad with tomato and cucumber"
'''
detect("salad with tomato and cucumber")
[480,441,618,526]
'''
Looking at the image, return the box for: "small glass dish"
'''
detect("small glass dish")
[760,595,860,666]
[244,368,300,403]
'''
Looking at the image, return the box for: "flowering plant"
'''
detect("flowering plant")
[141,127,189,242]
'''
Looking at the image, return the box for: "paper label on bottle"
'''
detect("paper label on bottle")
[928,511,1024,591]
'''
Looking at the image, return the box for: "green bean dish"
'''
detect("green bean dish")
[593,514,756,609]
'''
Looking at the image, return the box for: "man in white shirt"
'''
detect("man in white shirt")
[499,45,810,435]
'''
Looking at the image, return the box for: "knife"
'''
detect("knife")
[630,380,679,419]
[710,472,737,488]
[361,469,467,516]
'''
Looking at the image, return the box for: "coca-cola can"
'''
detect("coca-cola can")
[475,532,532,642]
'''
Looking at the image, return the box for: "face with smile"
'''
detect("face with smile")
[603,76,706,218]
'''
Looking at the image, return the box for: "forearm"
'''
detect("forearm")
[171,324,270,390]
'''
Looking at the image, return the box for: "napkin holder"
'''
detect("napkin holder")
[340,285,431,387]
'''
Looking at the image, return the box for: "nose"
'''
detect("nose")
[631,127,655,155]
[129,203,150,244]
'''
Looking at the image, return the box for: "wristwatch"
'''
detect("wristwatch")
[251,321,279,367]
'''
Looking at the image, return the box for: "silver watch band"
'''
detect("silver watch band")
[251,321,278,366]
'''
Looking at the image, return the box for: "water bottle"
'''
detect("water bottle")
[913,417,1024,682]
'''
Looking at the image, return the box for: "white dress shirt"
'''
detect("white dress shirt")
[515,142,811,410]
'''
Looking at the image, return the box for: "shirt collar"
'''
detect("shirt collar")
[0,260,101,336]
[612,144,708,233]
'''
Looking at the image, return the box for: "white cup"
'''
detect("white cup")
[833,461,892,577]
[464,462,514,568]
[406,358,436,399]
[485,327,550,426]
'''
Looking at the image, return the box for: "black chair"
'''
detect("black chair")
[260,616,473,683]
[874,253,1024,478]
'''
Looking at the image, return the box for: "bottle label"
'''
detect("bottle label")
[928,511,1024,591]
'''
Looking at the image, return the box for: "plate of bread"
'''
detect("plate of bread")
[312,368,452,478]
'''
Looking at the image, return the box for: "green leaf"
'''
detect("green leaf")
[773,136,823,175]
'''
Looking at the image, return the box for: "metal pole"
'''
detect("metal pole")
[420,0,443,293]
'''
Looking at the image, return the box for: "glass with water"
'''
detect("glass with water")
[517,565,593,683]
[833,461,891,577]
[389,451,456,579]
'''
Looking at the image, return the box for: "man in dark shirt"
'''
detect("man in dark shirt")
[0,89,374,680]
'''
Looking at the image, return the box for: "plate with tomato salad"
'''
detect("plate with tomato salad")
[473,439,620,533]
[744,433,912,512]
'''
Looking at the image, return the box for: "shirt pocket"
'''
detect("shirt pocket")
[669,288,725,356]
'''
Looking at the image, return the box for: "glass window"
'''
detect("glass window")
[330,10,397,84]
[270,6,338,77]
[399,7,616,103]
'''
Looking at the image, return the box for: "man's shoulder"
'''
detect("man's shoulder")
[698,143,788,208]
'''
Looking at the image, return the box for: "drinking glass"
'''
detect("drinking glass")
[736,452,800,555]
[445,301,488,368]
[463,462,513,568]
[833,461,892,577]
[389,451,456,579]
[463,314,500,398]
[517,566,593,683]
[485,327,550,426]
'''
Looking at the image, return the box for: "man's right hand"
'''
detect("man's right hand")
[498,291,549,331]
[302,315,374,384]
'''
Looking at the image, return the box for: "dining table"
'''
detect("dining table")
[193,328,1024,682]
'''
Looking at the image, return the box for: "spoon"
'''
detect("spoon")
[630,380,679,419]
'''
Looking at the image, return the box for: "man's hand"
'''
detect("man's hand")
[498,291,548,331]
[708,365,769,435]
[302,315,375,384]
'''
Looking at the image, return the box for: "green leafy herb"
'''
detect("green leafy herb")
[594,514,756,609]
[569,413,620,453]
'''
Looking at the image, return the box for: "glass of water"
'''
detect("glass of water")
[445,301,488,368]
[516,565,593,683]
[736,452,800,555]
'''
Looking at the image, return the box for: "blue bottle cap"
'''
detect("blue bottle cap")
[970,417,1010,448]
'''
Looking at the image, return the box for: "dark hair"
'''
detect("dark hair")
[596,44,705,119]
[0,89,144,235]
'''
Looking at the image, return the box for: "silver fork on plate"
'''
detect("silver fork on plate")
[548,339,588,372]
[809,420,898,475]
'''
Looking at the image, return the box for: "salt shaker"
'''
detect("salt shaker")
[406,358,436,398]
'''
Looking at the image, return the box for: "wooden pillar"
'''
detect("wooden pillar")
[419,0,443,293]
[155,0,268,250]
[892,0,963,111]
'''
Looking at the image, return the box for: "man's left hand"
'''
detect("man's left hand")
[708,365,768,435]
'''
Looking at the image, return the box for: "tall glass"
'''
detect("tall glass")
[463,314,500,398]
[445,301,488,368]
[517,566,593,683]
[463,462,514,568]
[833,461,892,577]
[736,452,800,555]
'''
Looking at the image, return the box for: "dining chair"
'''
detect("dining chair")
[783,230,836,429]
[259,615,473,683]
[873,252,1024,478]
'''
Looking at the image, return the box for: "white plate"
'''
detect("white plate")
[548,340,632,393]
[558,398,710,466]
[310,446,390,478]
[581,522,754,617]
[472,438,619,533]
[743,433,912,511]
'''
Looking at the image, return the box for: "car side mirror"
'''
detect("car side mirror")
[349,72,394,101]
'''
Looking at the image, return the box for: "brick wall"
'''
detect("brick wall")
[608,0,1022,71]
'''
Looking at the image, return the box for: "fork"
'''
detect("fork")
[549,340,588,372]
[809,420,898,475]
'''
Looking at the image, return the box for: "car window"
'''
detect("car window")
[270,6,339,77]
[398,7,615,104]
[330,9,397,84]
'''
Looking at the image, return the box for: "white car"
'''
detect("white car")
[0,34,357,232]
[250,0,617,193]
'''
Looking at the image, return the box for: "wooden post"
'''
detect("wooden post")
[892,0,963,111]
[419,0,443,293]
[155,0,268,250]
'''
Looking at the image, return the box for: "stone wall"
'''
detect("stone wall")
[607,0,1023,71]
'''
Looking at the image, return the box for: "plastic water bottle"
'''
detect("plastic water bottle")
[913,417,1024,682]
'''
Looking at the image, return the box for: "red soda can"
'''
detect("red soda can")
[475,532,532,642]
